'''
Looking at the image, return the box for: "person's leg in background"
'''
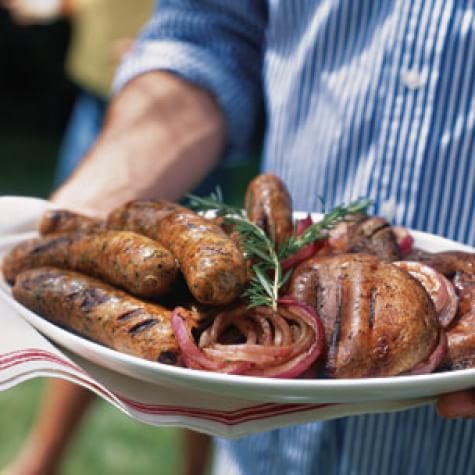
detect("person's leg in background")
[2,380,95,475]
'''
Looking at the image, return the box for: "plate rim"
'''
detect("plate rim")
[0,199,474,403]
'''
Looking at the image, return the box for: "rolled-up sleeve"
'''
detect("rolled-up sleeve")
[114,0,268,159]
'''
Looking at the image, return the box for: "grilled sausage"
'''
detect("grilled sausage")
[107,201,247,306]
[443,313,475,370]
[406,250,475,278]
[38,209,105,236]
[2,230,178,298]
[346,216,401,262]
[12,267,184,364]
[401,249,475,370]
[244,173,293,248]
[440,264,475,369]
[329,215,401,262]
[288,253,440,378]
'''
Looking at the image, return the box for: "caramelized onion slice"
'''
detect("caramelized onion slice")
[171,307,248,374]
[393,261,458,328]
[401,331,447,375]
[392,226,414,256]
[281,215,327,271]
[171,298,325,379]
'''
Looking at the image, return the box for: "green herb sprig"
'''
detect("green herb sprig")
[278,199,372,260]
[187,189,371,310]
[186,187,243,217]
[224,216,293,310]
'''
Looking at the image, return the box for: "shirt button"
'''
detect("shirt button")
[401,67,427,90]
[381,199,397,220]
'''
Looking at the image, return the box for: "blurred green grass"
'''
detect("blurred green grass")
[0,132,259,474]
[0,134,57,197]
[0,380,182,475]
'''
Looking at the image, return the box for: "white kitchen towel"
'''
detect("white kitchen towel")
[0,295,432,438]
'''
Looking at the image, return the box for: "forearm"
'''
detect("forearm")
[52,72,226,216]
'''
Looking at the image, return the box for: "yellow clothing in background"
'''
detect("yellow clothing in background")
[66,0,154,98]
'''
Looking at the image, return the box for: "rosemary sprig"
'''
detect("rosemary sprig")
[187,189,285,310]
[278,198,372,259]
[187,189,371,310]
[224,216,290,311]
[186,187,243,217]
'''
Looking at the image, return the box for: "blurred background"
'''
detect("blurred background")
[0,4,258,474]
[0,8,71,197]
[0,7,184,475]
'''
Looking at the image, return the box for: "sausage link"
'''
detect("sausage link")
[407,250,475,278]
[244,173,293,248]
[12,267,182,364]
[107,201,247,306]
[38,209,106,236]
[2,230,178,298]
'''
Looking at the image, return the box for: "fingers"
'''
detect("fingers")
[437,389,475,418]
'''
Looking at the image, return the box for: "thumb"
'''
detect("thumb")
[437,389,475,418]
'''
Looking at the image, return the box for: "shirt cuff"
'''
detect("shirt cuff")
[113,40,261,162]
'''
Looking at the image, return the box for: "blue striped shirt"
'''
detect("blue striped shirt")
[116,1,475,474]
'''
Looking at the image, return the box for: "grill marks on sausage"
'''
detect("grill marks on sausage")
[78,288,110,311]
[368,287,377,329]
[12,267,181,363]
[107,200,247,305]
[116,308,144,322]
[38,209,106,236]
[327,278,343,372]
[2,230,178,298]
[313,273,322,314]
[129,319,158,335]
[20,269,59,290]
[157,351,178,365]
[30,235,72,255]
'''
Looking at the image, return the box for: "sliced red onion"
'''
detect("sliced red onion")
[182,353,250,375]
[243,297,326,378]
[172,309,251,375]
[267,311,293,345]
[281,243,318,271]
[392,226,414,256]
[249,313,273,345]
[393,261,458,328]
[217,361,251,375]
[296,215,313,235]
[439,275,459,328]
[171,308,226,371]
[246,340,321,378]
[173,297,325,379]
[281,216,326,271]
[204,343,293,363]
[401,331,447,375]
[277,298,325,355]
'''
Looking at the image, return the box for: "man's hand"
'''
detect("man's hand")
[52,71,226,216]
[437,389,475,418]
